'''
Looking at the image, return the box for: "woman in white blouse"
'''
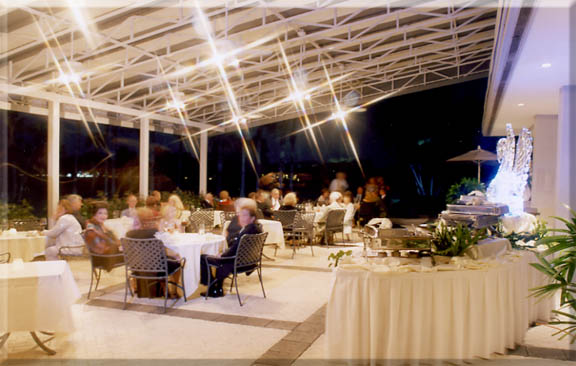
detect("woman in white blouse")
[43,199,84,260]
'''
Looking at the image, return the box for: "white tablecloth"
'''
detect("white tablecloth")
[156,233,226,296]
[104,217,135,239]
[0,261,80,333]
[213,210,223,227]
[0,234,46,262]
[223,219,285,249]
[325,251,554,360]
[474,238,512,259]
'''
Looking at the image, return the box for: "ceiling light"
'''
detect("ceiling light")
[247,113,265,119]
[167,92,186,110]
[517,103,525,107]
[541,63,552,68]
[331,110,348,120]
[56,60,84,84]
[290,91,310,102]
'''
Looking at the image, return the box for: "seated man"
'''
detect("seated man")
[200,205,262,297]
[200,193,215,209]
[126,207,184,299]
[255,190,274,219]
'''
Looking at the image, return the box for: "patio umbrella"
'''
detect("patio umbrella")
[447,145,498,183]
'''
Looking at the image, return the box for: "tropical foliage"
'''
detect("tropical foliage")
[328,250,353,268]
[0,199,37,221]
[431,223,487,257]
[531,208,576,343]
[446,177,485,204]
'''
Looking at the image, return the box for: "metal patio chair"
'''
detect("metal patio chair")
[121,238,186,313]
[273,210,297,255]
[189,210,215,232]
[323,209,346,245]
[204,232,268,306]
[292,212,316,258]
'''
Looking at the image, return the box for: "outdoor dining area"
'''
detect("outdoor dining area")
[1,0,575,365]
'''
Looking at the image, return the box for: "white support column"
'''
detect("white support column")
[531,115,558,221]
[556,85,576,220]
[47,101,60,228]
[139,118,150,200]
[199,131,208,195]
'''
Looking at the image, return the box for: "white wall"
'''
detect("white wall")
[555,85,576,220]
[531,115,558,222]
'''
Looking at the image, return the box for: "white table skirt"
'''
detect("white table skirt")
[0,261,80,333]
[223,220,285,250]
[157,233,226,296]
[325,251,553,360]
[0,234,46,262]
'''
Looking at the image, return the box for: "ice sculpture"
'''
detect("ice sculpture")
[486,124,533,215]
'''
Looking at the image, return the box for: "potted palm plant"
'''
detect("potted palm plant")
[531,207,576,343]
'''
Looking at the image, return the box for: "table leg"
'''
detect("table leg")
[30,331,56,355]
[0,333,10,349]
[262,244,276,261]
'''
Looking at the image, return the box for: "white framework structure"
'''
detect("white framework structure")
[0,0,500,222]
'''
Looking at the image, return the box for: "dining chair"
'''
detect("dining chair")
[121,238,186,313]
[292,212,316,258]
[204,232,268,306]
[324,209,346,245]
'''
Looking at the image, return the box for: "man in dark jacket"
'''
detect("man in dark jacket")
[200,206,262,297]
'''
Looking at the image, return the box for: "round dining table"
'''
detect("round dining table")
[0,232,46,262]
[155,232,226,296]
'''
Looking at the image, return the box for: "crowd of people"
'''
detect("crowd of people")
[39,170,390,297]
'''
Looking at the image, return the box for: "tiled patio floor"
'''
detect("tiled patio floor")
[3,243,574,365]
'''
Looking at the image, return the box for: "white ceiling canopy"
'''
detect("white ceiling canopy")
[1,0,499,135]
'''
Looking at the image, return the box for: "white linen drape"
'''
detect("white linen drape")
[325,251,553,361]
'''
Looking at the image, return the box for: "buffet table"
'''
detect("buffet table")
[325,250,553,360]
[0,232,46,262]
[155,233,226,296]
[0,261,80,354]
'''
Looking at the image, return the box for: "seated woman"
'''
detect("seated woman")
[279,192,298,211]
[159,204,183,233]
[200,206,262,297]
[43,199,84,260]
[218,190,235,212]
[126,208,184,299]
[84,202,124,271]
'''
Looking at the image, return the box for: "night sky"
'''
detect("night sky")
[1,77,500,217]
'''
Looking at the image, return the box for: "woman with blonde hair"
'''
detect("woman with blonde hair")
[159,204,183,233]
[279,192,298,211]
[167,194,185,218]
[43,199,84,260]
